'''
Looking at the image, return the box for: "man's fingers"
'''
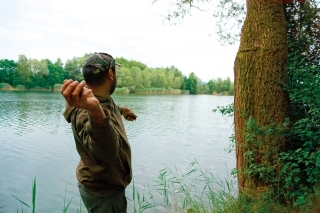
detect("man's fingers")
[71,81,86,104]
[62,81,80,106]
[81,88,92,98]
[126,115,137,121]
[60,79,73,93]
[131,113,137,119]
[60,80,90,108]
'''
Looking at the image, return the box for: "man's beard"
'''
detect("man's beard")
[109,77,117,95]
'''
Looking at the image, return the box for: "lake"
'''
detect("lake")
[0,91,235,212]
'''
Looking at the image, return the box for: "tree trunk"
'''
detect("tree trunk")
[234,0,291,191]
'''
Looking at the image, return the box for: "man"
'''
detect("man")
[60,52,137,213]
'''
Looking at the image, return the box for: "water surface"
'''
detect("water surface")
[0,91,235,212]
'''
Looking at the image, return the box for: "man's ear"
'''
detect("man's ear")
[107,68,114,81]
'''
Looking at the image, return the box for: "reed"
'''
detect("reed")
[10,177,73,213]
[62,189,72,213]
[6,163,318,213]
[11,177,36,213]
[128,160,311,213]
[130,180,156,213]
[150,161,237,213]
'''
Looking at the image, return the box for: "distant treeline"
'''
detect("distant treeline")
[0,54,233,95]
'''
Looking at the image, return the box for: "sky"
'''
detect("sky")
[0,0,239,82]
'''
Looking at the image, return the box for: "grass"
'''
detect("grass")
[128,160,320,213]
[4,161,320,213]
[10,178,36,213]
[9,177,75,213]
[131,161,238,213]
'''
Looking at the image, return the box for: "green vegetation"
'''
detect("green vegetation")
[4,161,320,213]
[0,83,10,89]
[158,0,318,205]
[211,1,320,210]
[11,178,37,213]
[0,56,233,95]
[7,178,83,213]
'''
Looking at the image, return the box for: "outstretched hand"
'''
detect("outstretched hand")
[60,80,97,110]
[122,107,137,121]
[60,80,106,123]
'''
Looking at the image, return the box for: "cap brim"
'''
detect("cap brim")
[115,63,121,67]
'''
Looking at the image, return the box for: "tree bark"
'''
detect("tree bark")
[234,0,291,191]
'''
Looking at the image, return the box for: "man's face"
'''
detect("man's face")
[109,69,117,95]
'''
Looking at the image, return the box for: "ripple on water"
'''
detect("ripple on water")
[1,92,235,212]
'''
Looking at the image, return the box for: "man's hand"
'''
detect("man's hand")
[122,107,137,121]
[60,79,106,123]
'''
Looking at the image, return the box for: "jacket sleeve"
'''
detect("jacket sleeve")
[74,108,121,163]
[117,105,123,115]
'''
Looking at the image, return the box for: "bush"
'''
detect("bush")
[0,83,10,89]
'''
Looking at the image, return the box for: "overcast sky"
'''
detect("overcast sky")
[0,0,239,82]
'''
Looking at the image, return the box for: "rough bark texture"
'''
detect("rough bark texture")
[234,0,291,191]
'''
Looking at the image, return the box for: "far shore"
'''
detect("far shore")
[0,85,233,96]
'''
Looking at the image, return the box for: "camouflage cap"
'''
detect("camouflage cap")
[82,52,121,75]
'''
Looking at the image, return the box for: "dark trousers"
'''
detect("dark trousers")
[77,183,127,213]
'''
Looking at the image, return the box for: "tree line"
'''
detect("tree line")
[0,54,233,95]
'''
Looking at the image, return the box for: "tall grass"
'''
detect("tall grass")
[127,160,238,213]
[130,181,156,213]
[62,189,73,213]
[152,161,237,213]
[11,177,36,213]
[10,177,74,213]
[5,163,320,212]
[129,160,319,213]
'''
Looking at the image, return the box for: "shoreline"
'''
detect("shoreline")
[0,85,232,96]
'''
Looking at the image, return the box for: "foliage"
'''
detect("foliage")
[213,103,234,117]
[208,0,320,209]
[186,72,199,94]
[216,1,320,202]
[127,160,239,213]
[0,54,233,94]
[64,56,84,82]
[280,0,320,207]
[4,166,320,212]
[207,77,234,95]
[130,181,155,213]
[129,161,320,212]
[0,83,10,89]
[0,59,16,85]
